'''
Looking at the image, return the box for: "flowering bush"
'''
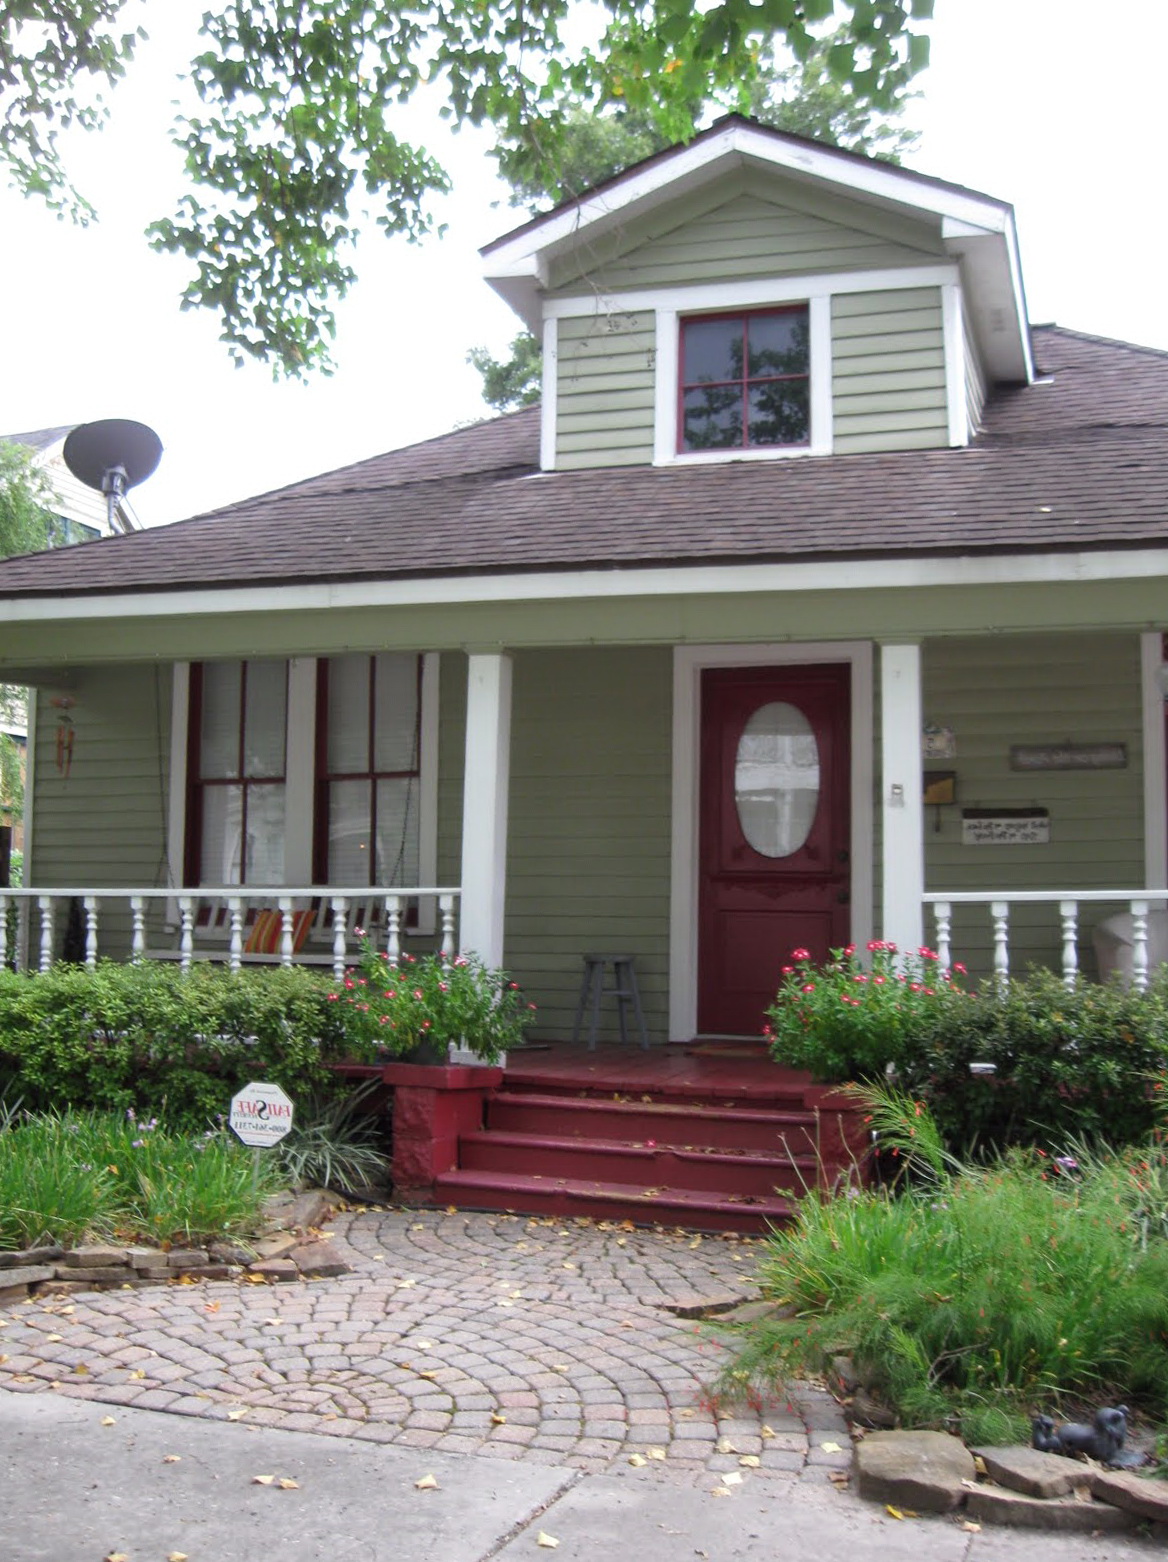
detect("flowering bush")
[330,936,535,1064]
[764,941,967,1083]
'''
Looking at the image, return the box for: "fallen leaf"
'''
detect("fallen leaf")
[0,1354,7,1365]
[417,1369,439,1381]
[827,1470,850,1488]
[552,1363,569,1373]
[647,1447,666,1461]
[263,1317,284,1326]
[45,1333,62,1342]
[104,1553,129,1561]
[74,1363,89,1374]
[167,1553,189,1561]
[415,1473,439,1491]
[709,1486,732,1498]
[820,1441,843,1453]
[973,1454,987,1476]
[536,1532,559,1549]
[446,1205,458,1215]
[723,1471,743,1486]
[885,1504,917,1519]
[12,1374,34,1383]
[130,1369,146,1380]
[277,1478,300,1490]
[628,1453,647,1467]
[100,1416,117,1427]
[204,1301,221,1313]
[397,1278,416,1289]
[245,1273,268,1285]
[717,1437,737,1454]
[739,1455,760,1468]
[411,1223,425,1231]
[416,1340,433,1349]
[162,1455,181,1464]
[760,1425,775,1439]
[227,1409,248,1421]
[562,1262,576,1271]
[959,1522,982,1534]
[490,1412,507,1425]
[252,1474,276,1485]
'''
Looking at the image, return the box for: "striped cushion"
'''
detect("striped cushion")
[244,908,315,956]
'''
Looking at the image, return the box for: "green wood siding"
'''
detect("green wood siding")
[502,647,672,1041]
[29,664,173,956]
[922,633,1145,978]
[555,312,656,470]
[832,288,948,452]
[547,170,942,296]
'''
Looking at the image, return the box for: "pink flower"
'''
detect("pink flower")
[781,965,794,976]
[844,944,857,956]
[801,983,816,993]
[853,973,868,983]
[421,1019,431,1031]
[791,947,811,961]
[413,989,424,1000]
[327,993,339,1002]
[873,976,886,985]
[353,927,365,938]
[344,978,354,989]
[953,962,967,975]
[438,982,448,993]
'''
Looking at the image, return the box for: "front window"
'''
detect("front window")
[679,307,810,453]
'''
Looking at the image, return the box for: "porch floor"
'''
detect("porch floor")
[501,1038,797,1098]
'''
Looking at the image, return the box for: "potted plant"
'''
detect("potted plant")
[328,936,535,1065]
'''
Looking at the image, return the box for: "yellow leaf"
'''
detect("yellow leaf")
[0,1354,6,1364]
[723,1471,743,1486]
[760,1425,775,1439]
[167,1553,189,1561]
[74,1363,89,1374]
[628,1453,647,1467]
[446,1205,458,1214]
[415,1473,439,1490]
[536,1533,559,1549]
[162,1455,181,1464]
[417,1369,439,1381]
[417,1340,433,1349]
[46,1333,62,1342]
[709,1486,732,1498]
[960,1522,982,1533]
[100,1416,116,1426]
[739,1455,760,1468]
[716,1437,737,1454]
[647,1447,667,1461]
[104,1553,130,1561]
[227,1409,248,1421]
[277,1478,300,1490]
[490,1412,507,1425]
[130,1369,146,1380]
[552,1363,569,1373]
[252,1474,276,1485]
[886,1505,904,1520]
[820,1441,842,1453]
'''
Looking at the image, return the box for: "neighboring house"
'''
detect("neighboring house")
[0,115,1163,1043]
[1,426,143,543]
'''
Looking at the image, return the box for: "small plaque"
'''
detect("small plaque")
[923,724,956,759]
[962,809,1050,846]
[1010,743,1126,771]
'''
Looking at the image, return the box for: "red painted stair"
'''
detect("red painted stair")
[431,1043,868,1234]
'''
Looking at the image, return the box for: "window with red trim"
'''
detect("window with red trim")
[313,653,422,886]
[187,660,288,885]
[679,307,810,452]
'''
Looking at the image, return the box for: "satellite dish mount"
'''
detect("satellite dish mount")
[63,419,162,532]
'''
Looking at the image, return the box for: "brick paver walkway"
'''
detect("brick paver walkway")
[0,1208,849,1487]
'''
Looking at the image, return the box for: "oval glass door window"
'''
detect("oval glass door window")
[735,702,820,857]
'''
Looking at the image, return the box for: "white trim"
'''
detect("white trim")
[539,317,558,471]
[809,294,833,456]
[545,263,960,322]
[669,641,874,1041]
[1141,631,1167,893]
[941,283,969,447]
[879,643,924,953]
[22,686,37,882]
[459,652,513,968]
[417,651,441,935]
[283,658,316,884]
[166,664,190,887]
[652,309,678,466]
[11,547,1168,629]
[482,123,1013,276]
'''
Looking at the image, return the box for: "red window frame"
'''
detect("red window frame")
[185,661,288,886]
[677,305,810,454]
[312,654,423,886]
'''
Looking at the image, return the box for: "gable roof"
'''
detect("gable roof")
[0,327,1162,603]
[1,426,75,454]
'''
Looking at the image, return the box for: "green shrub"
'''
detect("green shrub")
[0,960,353,1132]
[721,1090,1168,1444]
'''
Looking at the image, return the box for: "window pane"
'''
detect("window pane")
[327,654,370,773]
[747,312,809,378]
[682,385,743,450]
[201,784,243,884]
[199,663,241,779]
[735,702,820,858]
[373,654,419,772]
[243,661,287,778]
[682,317,742,384]
[245,783,286,884]
[329,779,372,884]
[748,380,810,446]
[375,777,419,885]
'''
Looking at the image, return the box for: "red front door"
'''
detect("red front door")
[698,664,851,1036]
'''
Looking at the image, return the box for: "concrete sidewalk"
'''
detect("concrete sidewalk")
[5,1391,1158,1562]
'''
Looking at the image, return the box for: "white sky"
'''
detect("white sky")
[0,0,1164,528]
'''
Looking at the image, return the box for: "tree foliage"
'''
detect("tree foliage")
[1,1,932,377]
[0,442,55,824]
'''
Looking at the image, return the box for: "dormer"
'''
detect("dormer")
[481,116,1032,472]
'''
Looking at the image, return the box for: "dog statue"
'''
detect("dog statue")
[1032,1406,1130,1464]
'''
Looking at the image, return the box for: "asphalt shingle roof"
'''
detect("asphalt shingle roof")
[0,327,1163,600]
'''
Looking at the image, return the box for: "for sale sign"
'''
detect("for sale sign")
[229,1081,295,1147]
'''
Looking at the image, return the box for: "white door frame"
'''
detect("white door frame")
[669,641,874,1041]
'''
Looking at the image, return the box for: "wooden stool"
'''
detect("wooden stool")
[572,953,648,1050]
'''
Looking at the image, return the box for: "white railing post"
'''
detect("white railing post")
[178,896,195,972]
[0,894,9,970]
[1058,899,1079,989]
[439,893,456,962]
[227,897,244,972]
[37,895,54,972]
[330,896,348,981]
[83,895,99,969]
[1131,898,1150,991]
[130,896,147,962]
[278,896,294,967]
[385,894,403,965]
[15,896,29,972]
[990,900,1010,987]
[933,900,952,976]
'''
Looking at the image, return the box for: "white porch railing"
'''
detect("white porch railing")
[923,890,1164,991]
[0,887,460,982]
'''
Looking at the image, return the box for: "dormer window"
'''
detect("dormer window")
[679,307,810,453]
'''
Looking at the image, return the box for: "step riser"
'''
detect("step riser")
[459,1135,839,1196]
[502,1077,811,1112]
[431,1176,789,1235]
[488,1098,857,1157]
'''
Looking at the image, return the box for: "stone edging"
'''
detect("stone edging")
[0,1189,350,1303]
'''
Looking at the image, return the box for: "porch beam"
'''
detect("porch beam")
[880,642,924,954]
[459,652,513,968]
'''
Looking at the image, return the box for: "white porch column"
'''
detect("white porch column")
[459,652,513,967]
[880,642,924,954]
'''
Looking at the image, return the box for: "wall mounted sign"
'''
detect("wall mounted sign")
[962,807,1050,846]
[922,723,957,759]
[1009,743,1127,771]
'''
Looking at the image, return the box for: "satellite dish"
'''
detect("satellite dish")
[63,419,163,532]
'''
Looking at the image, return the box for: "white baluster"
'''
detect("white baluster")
[385,894,403,965]
[179,896,195,972]
[1058,899,1079,989]
[38,895,54,973]
[1131,898,1150,991]
[278,896,294,966]
[439,894,456,963]
[15,896,29,972]
[83,895,99,969]
[130,896,147,962]
[228,897,244,972]
[932,901,952,977]
[991,900,1010,987]
[331,896,348,981]
[0,894,9,970]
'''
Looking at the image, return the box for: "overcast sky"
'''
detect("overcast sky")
[1,0,1164,528]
